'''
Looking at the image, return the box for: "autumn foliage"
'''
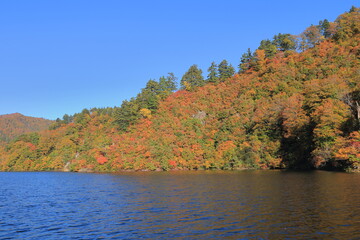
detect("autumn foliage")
[0,113,53,144]
[0,8,359,172]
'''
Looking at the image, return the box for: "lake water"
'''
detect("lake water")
[0,170,359,239]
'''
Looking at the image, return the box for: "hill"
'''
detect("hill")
[0,113,53,143]
[0,7,359,172]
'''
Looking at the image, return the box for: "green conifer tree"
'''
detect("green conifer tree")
[180,64,205,90]
[159,73,177,93]
[218,60,235,81]
[273,33,297,51]
[207,62,219,83]
[319,19,330,38]
[238,48,253,73]
[114,99,140,131]
[137,80,161,111]
[258,39,277,58]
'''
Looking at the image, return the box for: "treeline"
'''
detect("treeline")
[50,107,119,129]
[0,6,359,172]
[51,12,345,133]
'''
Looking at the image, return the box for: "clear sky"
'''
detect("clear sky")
[0,0,358,120]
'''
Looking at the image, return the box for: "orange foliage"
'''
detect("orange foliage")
[0,9,359,172]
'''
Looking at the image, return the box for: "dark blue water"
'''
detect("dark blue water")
[0,170,359,239]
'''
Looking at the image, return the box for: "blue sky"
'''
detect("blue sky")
[0,0,358,120]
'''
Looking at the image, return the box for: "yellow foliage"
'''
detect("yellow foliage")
[140,108,152,118]
[183,81,193,91]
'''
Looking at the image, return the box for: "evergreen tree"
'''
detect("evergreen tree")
[218,60,235,81]
[319,19,331,38]
[137,80,161,111]
[238,48,253,73]
[273,33,297,51]
[258,39,277,58]
[114,99,140,131]
[207,62,219,83]
[180,64,205,90]
[63,114,71,124]
[349,6,357,13]
[159,73,177,93]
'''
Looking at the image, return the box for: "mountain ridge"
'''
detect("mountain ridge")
[0,113,53,143]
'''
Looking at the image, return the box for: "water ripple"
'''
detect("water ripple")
[0,171,359,239]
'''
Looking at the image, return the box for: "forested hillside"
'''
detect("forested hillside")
[0,7,359,172]
[0,113,53,144]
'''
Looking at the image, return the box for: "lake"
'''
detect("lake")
[0,170,359,239]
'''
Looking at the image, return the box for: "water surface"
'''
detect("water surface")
[0,170,359,239]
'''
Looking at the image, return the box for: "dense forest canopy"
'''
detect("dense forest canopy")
[0,113,53,144]
[0,7,359,172]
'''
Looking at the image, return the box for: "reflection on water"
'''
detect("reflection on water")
[0,170,359,239]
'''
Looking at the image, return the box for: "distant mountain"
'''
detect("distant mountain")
[0,113,53,143]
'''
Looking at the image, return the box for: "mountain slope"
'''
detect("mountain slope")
[106,8,359,171]
[0,7,359,172]
[0,113,53,143]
